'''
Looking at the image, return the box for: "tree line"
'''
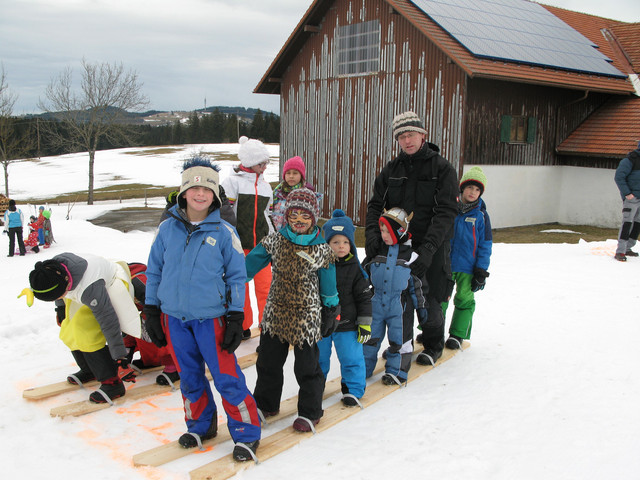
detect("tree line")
[0,60,279,201]
[6,107,279,158]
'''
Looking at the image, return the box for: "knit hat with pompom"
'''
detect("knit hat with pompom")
[322,209,357,255]
[238,136,270,168]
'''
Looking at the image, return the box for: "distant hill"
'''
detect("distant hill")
[25,106,278,126]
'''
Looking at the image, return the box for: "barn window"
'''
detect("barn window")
[500,115,536,144]
[336,20,380,76]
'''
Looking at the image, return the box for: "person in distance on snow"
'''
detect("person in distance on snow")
[613,141,640,262]
[3,199,26,256]
[363,207,429,385]
[144,154,261,461]
[441,167,492,349]
[245,188,340,432]
[221,136,274,338]
[27,252,143,403]
[318,209,372,406]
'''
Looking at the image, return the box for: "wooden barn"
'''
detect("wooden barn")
[255,0,640,228]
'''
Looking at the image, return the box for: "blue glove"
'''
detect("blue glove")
[416,308,428,327]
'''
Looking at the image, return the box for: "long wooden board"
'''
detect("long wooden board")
[25,329,260,402]
[133,350,389,467]
[189,343,469,480]
[50,345,261,418]
[23,366,164,401]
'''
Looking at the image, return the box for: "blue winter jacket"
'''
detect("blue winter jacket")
[614,149,640,200]
[145,205,246,320]
[450,199,492,274]
[3,208,23,229]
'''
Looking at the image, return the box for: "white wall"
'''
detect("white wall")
[466,164,621,229]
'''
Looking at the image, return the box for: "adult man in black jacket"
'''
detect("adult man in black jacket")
[365,111,458,365]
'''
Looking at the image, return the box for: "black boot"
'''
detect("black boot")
[156,370,180,385]
[233,440,259,462]
[67,370,96,385]
[178,416,218,448]
[416,348,443,366]
[89,378,125,403]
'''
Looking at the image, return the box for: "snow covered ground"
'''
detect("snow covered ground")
[2,146,639,480]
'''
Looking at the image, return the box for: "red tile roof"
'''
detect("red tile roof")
[557,96,640,157]
[609,23,640,73]
[255,0,635,95]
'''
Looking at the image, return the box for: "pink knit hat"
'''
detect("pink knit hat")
[282,156,306,181]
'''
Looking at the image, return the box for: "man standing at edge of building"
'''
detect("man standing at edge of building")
[365,111,458,365]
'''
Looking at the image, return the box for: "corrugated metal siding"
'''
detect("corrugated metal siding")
[279,0,467,225]
[464,78,609,166]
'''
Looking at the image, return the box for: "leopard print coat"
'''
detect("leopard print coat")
[260,232,335,347]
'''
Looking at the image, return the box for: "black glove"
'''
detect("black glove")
[471,268,489,292]
[143,305,166,348]
[221,311,244,353]
[364,235,381,259]
[320,304,341,337]
[411,245,434,278]
[55,305,66,326]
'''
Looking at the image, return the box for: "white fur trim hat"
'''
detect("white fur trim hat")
[238,135,270,168]
[392,111,427,140]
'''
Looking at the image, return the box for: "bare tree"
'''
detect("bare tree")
[0,64,29,197]
[38,59,149,204]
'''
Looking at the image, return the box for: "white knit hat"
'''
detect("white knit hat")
[238,136,270,167]
[392,111,427,140]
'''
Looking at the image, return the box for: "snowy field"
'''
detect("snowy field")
[1,145,639,480]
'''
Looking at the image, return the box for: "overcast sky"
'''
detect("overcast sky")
[1,0,639,116]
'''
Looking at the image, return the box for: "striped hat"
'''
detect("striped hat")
[284,188,319,225]
[459,166,487,195]
[392,111,427,140]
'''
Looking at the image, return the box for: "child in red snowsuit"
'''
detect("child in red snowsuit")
[24,216,40,253]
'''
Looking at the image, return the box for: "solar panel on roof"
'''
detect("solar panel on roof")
[409,0,626,78]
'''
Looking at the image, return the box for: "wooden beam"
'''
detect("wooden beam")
[304,25,320,33]
[268,77,282,83]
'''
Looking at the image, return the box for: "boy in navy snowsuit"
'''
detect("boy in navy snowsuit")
[443,166,492,348]
[319,209,372,406]
[363,207,428,385]
[144,155,260,461]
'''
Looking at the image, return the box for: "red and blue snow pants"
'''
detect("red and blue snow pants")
[166,315,261,443]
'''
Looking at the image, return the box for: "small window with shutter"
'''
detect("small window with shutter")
[500,115,536,144]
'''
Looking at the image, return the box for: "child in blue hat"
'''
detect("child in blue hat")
[320,209,372,406]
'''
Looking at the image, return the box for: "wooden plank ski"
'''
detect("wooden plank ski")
[189,342,469,480]
[49,346,262,418]
[133,348,390,467]
[23,366,164,401]
[26,330,260,401]
[132,375,345,467]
